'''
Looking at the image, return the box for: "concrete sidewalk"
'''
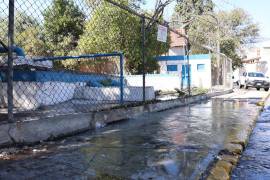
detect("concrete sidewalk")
[213,89,269,100]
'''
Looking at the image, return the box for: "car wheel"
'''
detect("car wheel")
[264,88,269,91]
[256,87,260,91]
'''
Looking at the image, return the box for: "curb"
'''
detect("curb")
[204,93,270,180]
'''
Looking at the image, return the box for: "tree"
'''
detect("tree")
[172,0,214,30]
[43,0,85,56]
[16,26,50,57]
[220,39,242,69]
[77,0,170,74]
[173,1,259,69]
[0,12,48,57]
[217,9,259,69]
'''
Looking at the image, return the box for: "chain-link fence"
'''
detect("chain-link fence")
[211,53,233,90]
[0,0,147,121]
[0,0,233,122]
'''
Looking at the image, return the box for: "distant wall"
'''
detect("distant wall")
[126,74,181,91]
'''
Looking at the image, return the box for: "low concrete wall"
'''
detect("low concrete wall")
[0,82,155,110]
[74,86,155,102]
[0,89,232,148]
[126,74,181,91]
[0,82,81,110]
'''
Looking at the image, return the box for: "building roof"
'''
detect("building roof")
[170,29,187,48]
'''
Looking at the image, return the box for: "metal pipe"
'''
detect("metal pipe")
[7,0,14,122]
[33,52,123,62]
[0,46,25,57]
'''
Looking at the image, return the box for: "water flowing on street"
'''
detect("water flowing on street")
[0,99,262,179]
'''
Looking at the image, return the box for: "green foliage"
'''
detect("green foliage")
[43,0,85,56]
[173,0,214,29]
[191,87,209,95]
[100,79,113,86]
[218,8,259,44]
[78,0,169,74]
[220,39,242,70]
[173,1,259,69]
[1,0,170,74]
[16,26,49,57]
[0,12,49,57]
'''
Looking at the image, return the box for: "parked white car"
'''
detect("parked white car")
[238,72,270,91]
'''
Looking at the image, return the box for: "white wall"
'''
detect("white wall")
[260,47,270,77]
[242,42,270,77]
[0,81,155,110]
[190,59,212,89]
[169,47,185,56]
[0,82,84,110]
[74,86,155,102]
[158,58,212,89]
[126,74,181,91]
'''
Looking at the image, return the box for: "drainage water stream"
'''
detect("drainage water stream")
[0,99,261,179]
[232,104,270,180]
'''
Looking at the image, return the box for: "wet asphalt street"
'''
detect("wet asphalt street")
[0,89,268,180]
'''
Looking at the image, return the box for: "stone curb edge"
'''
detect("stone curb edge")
[204,93,270,180]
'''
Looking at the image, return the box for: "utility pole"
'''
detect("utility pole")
[8,0,14,122]
[186,39,191,96]
[217,21,221,86]
[206,13,221,86]
[141,15,146,102]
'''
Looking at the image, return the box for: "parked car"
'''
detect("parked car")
[238,72,270,91]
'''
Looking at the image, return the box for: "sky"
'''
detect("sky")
[142,0,270,39]
[1,0,269,39]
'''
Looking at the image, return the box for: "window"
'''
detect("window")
[167,65,178,71]
[248,72,264,77]
[197,64,205,72]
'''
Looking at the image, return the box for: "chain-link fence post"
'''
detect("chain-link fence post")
[141,15,146,102]
[120,53,124,104]
[7,0,15,122]
[186,40,191,96]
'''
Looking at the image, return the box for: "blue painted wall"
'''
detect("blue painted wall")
[0,70,122,87]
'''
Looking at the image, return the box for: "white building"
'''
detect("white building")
[126,29,212,91]
[157,54,212,89]
[239,40,270,77]
[156,29,212,89]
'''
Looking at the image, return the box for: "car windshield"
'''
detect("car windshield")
[248,72,264,77]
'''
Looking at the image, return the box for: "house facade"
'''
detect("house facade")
[239,41,270,77]
[156,29,212,89]
[157,54,212,89]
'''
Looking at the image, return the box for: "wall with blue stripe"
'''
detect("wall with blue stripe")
[156,54,210,61]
